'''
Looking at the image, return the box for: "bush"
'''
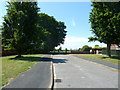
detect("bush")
[81,45,92,51]
[102,49,120,56]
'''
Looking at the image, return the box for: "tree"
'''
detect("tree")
[65,48,68,53]
[95,45,99,47]
[89,2,120,57]
[78,48,81,51]
[92,45,102,50]
[59,47,62,51]
[57,47,62,53]
[2,1,40,57]
[81,45,92,51]
[37,13,67,52]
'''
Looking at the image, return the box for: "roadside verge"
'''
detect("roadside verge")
[2,54,54,89]
[73,55,119,70]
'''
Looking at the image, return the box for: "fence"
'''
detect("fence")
[102,49,120,56]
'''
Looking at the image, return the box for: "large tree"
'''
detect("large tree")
[37,13,67,52]
[2,1,40,56]
[89,2,120,57]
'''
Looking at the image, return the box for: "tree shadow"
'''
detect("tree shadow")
[101,56,120,60]
[52,53,68,55]
[110,56,120,60]
[10,56,52,62]
[40,57,52,61]
[101,57,108,59]
[52,58,68,63]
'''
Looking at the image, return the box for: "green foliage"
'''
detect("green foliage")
[81,45,92,51]
[89,2,120,57]
[92,45,102,50]
[37,13,67,52]
[92,47,102,50]
[59,47,62,51]
[65,48,68,53]
[102,49,120,57]
[2,1,40,56]
[2,2,67,55]
[88,37,98,42]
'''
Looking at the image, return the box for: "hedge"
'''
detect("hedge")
[102,49,120,56]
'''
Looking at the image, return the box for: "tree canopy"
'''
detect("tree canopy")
[81,45,92,51]
[2,2,67,56]
[37,13,67,52]
[89,2,120,57]
[92,45,102,50]
[2,2,40,56]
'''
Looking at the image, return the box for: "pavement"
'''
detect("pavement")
[52,54,119,88]
[2,54,119,89]
[2,55,53,89]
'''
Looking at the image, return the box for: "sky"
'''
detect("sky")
[0,1,107,50]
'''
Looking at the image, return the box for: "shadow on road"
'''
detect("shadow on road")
[101,56,120,60]
[52,58,68,63]
[10,55,68,63]
[40,57,52,61]
[10,57,52,62]
[52,53,68,55]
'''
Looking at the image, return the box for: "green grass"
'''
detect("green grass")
[0,59,2,87]
[77,54,120,65]
[1,54,43,86]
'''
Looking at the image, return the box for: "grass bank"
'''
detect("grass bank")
[1,54,43,86]
[77,54,120,65]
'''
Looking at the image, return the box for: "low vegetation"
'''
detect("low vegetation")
[1,54,43,86]
[77,54,120,65]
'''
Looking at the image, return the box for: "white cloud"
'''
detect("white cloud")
[71,19,76,27]
[56,36,107,50]
[65,36,88,43]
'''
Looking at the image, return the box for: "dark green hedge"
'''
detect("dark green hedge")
[102,49,120,56]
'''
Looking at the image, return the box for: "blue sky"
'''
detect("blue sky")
[0,1,106,49]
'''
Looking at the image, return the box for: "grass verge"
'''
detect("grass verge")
[1,54,43,86]
[77,54,120,65]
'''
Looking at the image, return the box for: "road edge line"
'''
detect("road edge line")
[48,54,54,90]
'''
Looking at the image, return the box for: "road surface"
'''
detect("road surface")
[52,54,118,88]
[2,55,53,89]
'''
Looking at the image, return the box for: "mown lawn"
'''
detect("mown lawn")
[77,54,120,65]
[1,54,43,86]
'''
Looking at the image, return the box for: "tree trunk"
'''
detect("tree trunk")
[107,43,111,57]
[17,53,22,58]
[66,50,67,53]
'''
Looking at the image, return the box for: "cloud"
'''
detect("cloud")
[56,36,107,49]
[71,19,76,27]
[65,36,88,43]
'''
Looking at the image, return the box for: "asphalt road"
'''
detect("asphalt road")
[52,54,118,88]
[2,55,53,89]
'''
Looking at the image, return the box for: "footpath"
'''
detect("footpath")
[2,54,54,89]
